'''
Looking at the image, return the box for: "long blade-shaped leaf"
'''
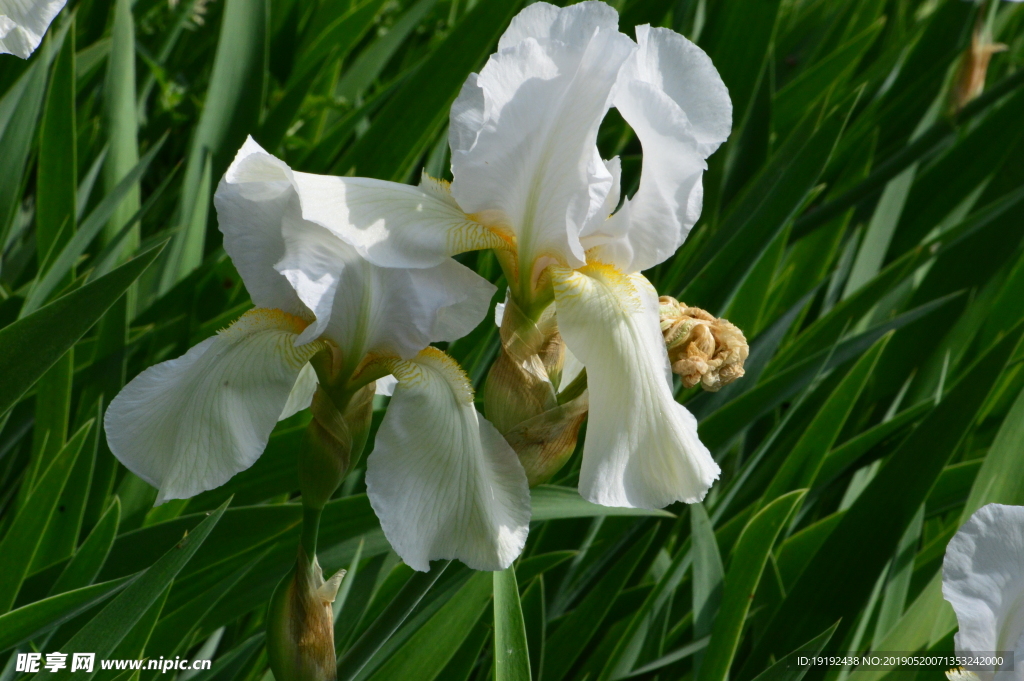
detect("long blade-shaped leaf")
[0,242,165,416]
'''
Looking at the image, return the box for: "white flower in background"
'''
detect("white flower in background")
[943,503,1024,681]
[0,0,66,59]
[277,1,731,509]
[105,138,530,572]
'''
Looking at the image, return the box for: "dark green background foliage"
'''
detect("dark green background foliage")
[1,0,1023,679]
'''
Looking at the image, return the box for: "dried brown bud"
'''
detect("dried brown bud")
[267,547,345,681]
[949,27,1006,113]
[659,297,749,392]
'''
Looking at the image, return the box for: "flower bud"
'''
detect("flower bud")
[659,297,748,392]
[268,547,345,681]
[949,27,1006,113]
[298,383,375,510]
[484,295,588,484]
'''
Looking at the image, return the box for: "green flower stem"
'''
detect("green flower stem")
[300,504,322,563]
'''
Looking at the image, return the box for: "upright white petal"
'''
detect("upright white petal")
[0,0,66,59]
[216,138,312,318]
[105,309,326,504]
[218,139,496,359]
[551,264,719,508]
[582,25,731,273]
[943,504,1024,680]
[449,1,636,275]
[366,349,531,571]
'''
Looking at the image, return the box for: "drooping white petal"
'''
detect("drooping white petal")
[365,348,531,571]
[581,25,731,273]
[0,0,66,59]
[943,503,1024,679]
[105,309,326,504]
[449,1,636,275]
[218,139,496,360]
[551,264,719,508]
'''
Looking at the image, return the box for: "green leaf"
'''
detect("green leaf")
[698,490,806,681]
[290,0,387,90]
[680,92,854,314]
[494,565,531,681]
[598,535,693,681]
[21,137,166,317]
[774,511,844,591]
[35,13,77,287]
[515,551,576,585]
[338,561,451,681]
[773,19,883,140]
[0,421,90,614]
[180,634,264,681]
[336,0,520,182]
[610,636,709,680]
[530,486,674,521]
[865,383,1024,672]
[739,322,1024,679]
[761,333,890,502]
[364,571,492,681]
[543,526,657,681]
[162,0,268,288]
[0,575,135,651]
[746,622,838,681]
[333,0,436,103]
[699,294,956,451]
[691,502,724,674]
[48,499,230,681]
[700,0,781,135]
[812,402,931,491]
[49,498,121,597]
[102,0,140,254]
[0,243,165,417]
[520,576,544,681]
[0,27,60,245]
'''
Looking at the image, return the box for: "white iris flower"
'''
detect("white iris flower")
[105,138,531,571]
[0,0,66,59]
[272,1,732,509]
[943,503,1024,681]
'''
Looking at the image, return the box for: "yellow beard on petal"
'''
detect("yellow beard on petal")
[550,261,643,315]
[366,347,475,405]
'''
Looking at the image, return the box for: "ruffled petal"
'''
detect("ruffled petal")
[943,503,1024,676]
[0,0,67,59]
[551,264,719,508]
[105,309,326,504]
[449,1,635,275]
[582,25,731,273]
[365,348,531,571]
